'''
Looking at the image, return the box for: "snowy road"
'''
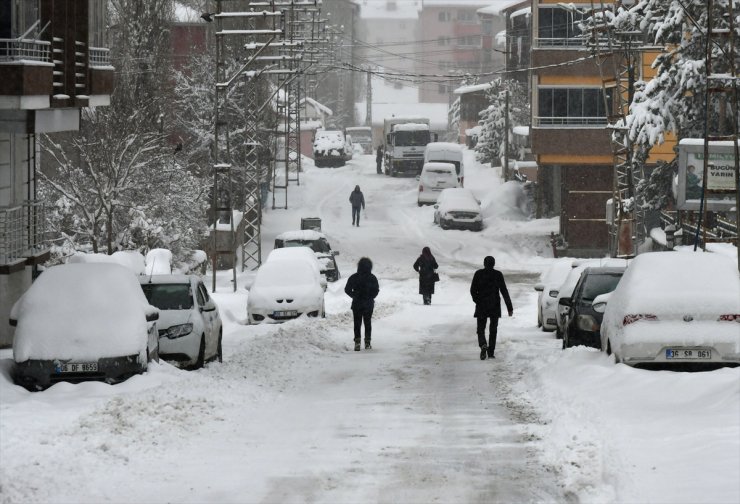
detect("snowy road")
[1,151,738,504]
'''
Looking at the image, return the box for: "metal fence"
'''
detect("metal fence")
[0,201,47,265]
[88,47,111,68]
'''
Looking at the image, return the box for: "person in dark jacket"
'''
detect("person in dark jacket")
[344,257,380,351]
[469,256,513,360]
[349,185,365,226]
[376,145,383,174]
[413,246,438,305]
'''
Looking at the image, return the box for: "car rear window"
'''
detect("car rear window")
[581,274,623,301]
[141,283,194,310]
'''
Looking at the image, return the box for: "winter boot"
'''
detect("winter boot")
[354,342,361,351]
[480,345,488,360]
[365,341,372,350]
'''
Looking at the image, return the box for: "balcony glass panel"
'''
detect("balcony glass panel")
[536,86,609,127]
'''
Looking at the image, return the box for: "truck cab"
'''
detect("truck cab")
[384,121,437,177]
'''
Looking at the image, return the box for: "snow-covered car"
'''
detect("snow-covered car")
[417,162,459,206]
[560,266,626,349]
[534,258,574,331]
[598,252,740,369]
[246,255,326,324]
[313,130,346,168]
[139,274,223,369]
[433,188,483,231]
[274,230,340,282]
[10,263,160,391]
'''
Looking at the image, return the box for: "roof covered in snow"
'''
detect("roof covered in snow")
[477,0,519,16]
[454,82,494,95]
[359,0,420,19]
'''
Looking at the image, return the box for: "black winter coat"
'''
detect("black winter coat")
[344,271,379,312]
[470,267,513,318]
[413,255,438,295]
[349,190,365,209]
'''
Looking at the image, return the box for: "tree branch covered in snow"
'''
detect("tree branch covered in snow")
[474,79,529,166]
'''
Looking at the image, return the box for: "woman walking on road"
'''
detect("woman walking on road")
[344,257,379,351]
[413,246,439,305]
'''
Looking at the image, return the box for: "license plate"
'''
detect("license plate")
[60,362,98,373]
[274,310,298,317]
[666,348,711,360]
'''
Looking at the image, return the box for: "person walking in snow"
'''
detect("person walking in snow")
[376,145,383,174]
[344,257,379,351]
[349,185,365,226]
[413,246,438,305]
[469,256,513,360]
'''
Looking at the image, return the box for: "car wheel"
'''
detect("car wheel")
[216,332,223,363]
[418,202,423,207]
[440,220,448,230]
[195,336,206,369]
[321,301,326,318]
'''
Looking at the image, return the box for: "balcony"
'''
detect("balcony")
[534,116,608,127]
[0,201,48,273]
[0,38,52,64]
[89,47,111,68]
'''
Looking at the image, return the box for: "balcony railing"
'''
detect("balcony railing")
[0,201,47,266]
[0,38,52,63]
[89,47,111,68]
[534,116,608,127]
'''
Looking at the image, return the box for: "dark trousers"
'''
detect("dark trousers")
[353,308,373,343]
[352,206,361,225]
[476,316,499,351]
[376,159,382,173]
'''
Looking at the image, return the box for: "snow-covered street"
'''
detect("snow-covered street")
[1,152,738,504]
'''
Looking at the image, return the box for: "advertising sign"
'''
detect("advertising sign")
[676,139,738,211]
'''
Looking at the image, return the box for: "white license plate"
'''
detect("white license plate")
[274,310,298,317]
[61,362,98,373]
[666,348,711,360]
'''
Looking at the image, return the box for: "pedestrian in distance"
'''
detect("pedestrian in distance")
[469,256,513,360]
[344,257,380,351]
[413,246,439,305]
[376,145,383,174]
[349,185,365,227]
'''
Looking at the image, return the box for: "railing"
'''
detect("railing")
[0,38,52,63]
[534,116,608,127]
[0,201,47,265]
[89,47,111,68]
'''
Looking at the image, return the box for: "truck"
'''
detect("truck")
[383,117,437,177]
[345,126,373,154]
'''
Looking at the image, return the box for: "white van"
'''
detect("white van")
[417,162,459,206]
[423,142,465,186]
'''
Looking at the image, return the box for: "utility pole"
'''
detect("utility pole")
[365,67,372,127]
[503,89,509,181]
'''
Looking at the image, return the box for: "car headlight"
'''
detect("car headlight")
[164,323,193,339]
[576,315,599,332]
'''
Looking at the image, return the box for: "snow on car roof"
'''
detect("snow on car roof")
[437,188,481,212]
[423,162,456,172]
[267,247,321,274]
[68,250,146,275]
[138,273,194,285]
[12,263,154,362]
[276,230,327,241]
[608,251,740,314]
[394,123,430,131]
[254,259,317,287]
[145,248,173,275]
[425,142,463,152]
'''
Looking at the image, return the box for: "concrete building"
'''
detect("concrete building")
[0,0,114,347]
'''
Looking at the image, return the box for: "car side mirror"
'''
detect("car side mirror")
[592,293,611,313]
[534,283,545,292]
[146,311,159,322]
[201,301,216,312]
[332,250,340,256]
[558,298,572,307]
[9,318,17,327]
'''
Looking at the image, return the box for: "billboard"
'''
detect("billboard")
[676,139,738,211]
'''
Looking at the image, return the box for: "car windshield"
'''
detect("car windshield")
[141,283,194,310]
[580,274,623,302]
[283,239,330,253]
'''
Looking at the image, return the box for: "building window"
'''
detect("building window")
[438,11,451,22]
[89,0,108,47]
[537,6,586,47]
[437,36,448,46]
[457,36,480,48]
[4,0,39,38]
[457,10,475,23]
[537,87,612,126]
[438,83,449,94]
[481,19,493,35]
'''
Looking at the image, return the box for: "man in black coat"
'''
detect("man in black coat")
[375,145,383,174]
[470,256,513,360]
[344,257,379,351]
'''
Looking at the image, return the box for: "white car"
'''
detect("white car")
[274,230,341,282]
[11,263,159,391]
[139,274,223,369]
[598,252,740,369]
[417,162,459,206]
[433,188,483,231]
[534,258,574,331]
[247,258,326,324]
[266,246,327,289]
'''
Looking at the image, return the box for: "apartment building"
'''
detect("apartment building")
[417,0,492,103]
[0,0,114,347]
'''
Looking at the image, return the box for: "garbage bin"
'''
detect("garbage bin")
[301,217,321,231]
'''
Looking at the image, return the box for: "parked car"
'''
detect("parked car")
[274,229,340,282]
[10,263,159,391]
[433,188,483,231]
[424,142,465,186]
[533,258,574,331]
[313,130,346,168]
[560,266,626,349]
[554,258,628,339]
[139,274,223,369]
[598,252,740,369]
[266,246,328,290]
[417,162,460,206]
[246,255,326,324]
